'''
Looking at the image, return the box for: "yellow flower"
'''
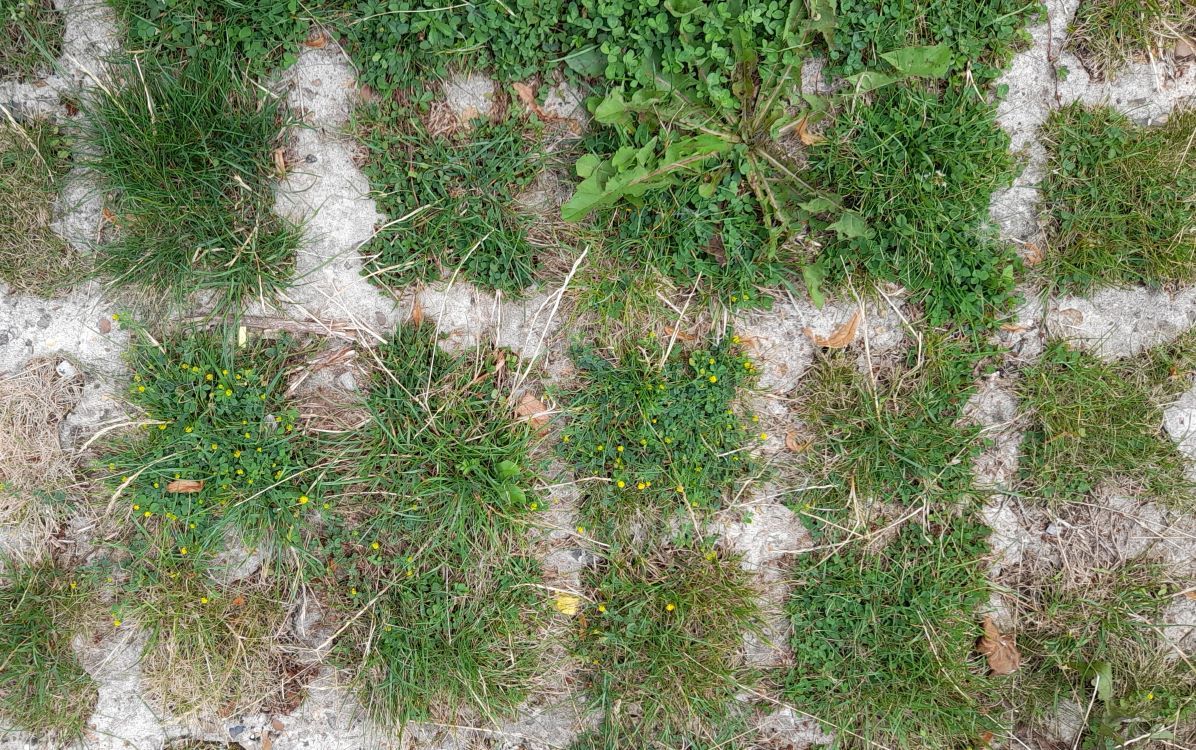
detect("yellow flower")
[561,435,571,443]
[184,426,193,433]
[233,450,241,458]
[299,495,309,504]
[759,432,768,440]
[596,444,604,451]
[576,526,585,535]
[113,619,121,627]
[158,424,167,430]
[665,603,676,612]
[143,511,152,518]
[153,482,159,489]
[553,594,580,616]
[137,385,146,392]
[132,504,140,511]
[676,485,684,492]
[350,588,358,597]
[731,335,740,344]
[244,432,251,439]
[205,373,214,381]
[235,469,244,476]
[636,482,646,490]
[616,480,626,488]
[210,443,218,450]
[69,580,77,589]
[529,501,539,510]
[371,542,380,550]
[222,369,229,376]
[597,604,606,613]
[200,597,209,604]
[708,375,717,383]
[224,389,233,397]
[616,445,624,453]
[179,547,188,555]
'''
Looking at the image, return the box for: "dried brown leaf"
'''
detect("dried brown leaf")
[1022,242,1044,267]
[165,479,204,494]
[804,309,861,348]
[977,615,1020,675]
[784,430,811,453]
[304,30,327,48]
[410,299,424,326]
[796,117,825,146]
[516,393,550,432]
[706,232,726,265]
[272,147,287,177]
[663,325,698,343]
[98,317,112,334]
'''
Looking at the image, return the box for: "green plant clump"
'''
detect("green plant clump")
[0,118,76,295]
[0,561,97,740]
[1039,103,1196,291]
[101,324,317,571]
[559,334,759,532]
[321,322,545,726]
[1068,0,1196,78]
[827,0,1043,81]
[0,0,64,79]
[807,85,1020,326]
[795,333,988,517]
[111,0,316,74]
[572,544,761,748]
[357,102,544,293]
[1017,341,1192,506]
[81,57,301,311]
[784,517,997,748]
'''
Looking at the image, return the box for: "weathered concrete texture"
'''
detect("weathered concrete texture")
[0,282,127,376]
[443,73,497,122]
[0,0,120,119]
[1044,286,1196,360]
[964,376,1022,491]
[271,44,402,337]
[75,629,179,750]
[734,292,907,395]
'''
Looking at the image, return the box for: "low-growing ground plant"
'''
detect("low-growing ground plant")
[0,0,63,79]
[1017,341,1191,506]
[826,0,1043,82]
[101,324,318,572]
[784,516,997,748]
[558,334,760,534]
[1007,558,1195,747]
[1039,103,1196,292]
[1068,0,1196,78]
[806,86,1020,326]
[571,543,761,748]
[81,57,300,311]
[0,561,97,740]
[0,118,76,295]
[357,101,546,293]
[110,0,318,74]
[794,332,989,518]
[320,322,546,726]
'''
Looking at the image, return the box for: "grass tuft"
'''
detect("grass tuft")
[1068,0,1196,78]
[1039,103,1196,292]
[808,86,1020,327]
[81,56,300,311]
[0,118,76,295]
[320,322,546,726]
[0,0,63,80]
[357,101,545,294]
[572,543,760,749]
[1017,341,1192,506]
[0,561,97,740]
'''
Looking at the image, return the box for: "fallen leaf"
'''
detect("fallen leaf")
[271,718,285,732]
[553,594,580,616]
[98,317,112,334]
[101,206,118,226]
[978,731,994,747]
[1185,590,1196,601]
[358,84,378,104]
[304,30,327,48]
[410,299,424,326]
[516,393,550,432]
[262,733,272,750]
[784,430,811,453]
[706,232,727,265]
[795,117,825,146]
[166,479,204,494]
[804,309,861,348]
[999,323,1028,333]
[977,615,1020,675]
[1023,241,1044,267]
[663,325,697,342]
[232,595,246,607]
[272,147,287,177]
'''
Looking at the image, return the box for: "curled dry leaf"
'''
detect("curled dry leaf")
[516,392,550,432]
[663,325,697,343]
[166,479,204,494]
[272,147,287,177]
[784,430,811,453]
[98,317,112,334]
[410,299,424,326]
[804,309,861,348]
[304,30,327,48]
[1022,241,1044,267]
[977,615,1020,675]
[795,117,826,146]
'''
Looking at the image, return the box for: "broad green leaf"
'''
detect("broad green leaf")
[805,0,836,48]
[799,197,837,213]
[802,264,826,308]
[664,0,703,17]
[575,153,603,178]
[496,460,520,480]
[827,211,872,239]
[563,46,606,77]
[880,44,953,78]
[594,90,632,128]
[845,70,901,93]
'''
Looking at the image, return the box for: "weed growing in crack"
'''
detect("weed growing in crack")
[81,56,300,312]
[558,335,759,535]
[807,86,1020,326]
[783,516,996,748]
[0,118,77,295]
[1068,0,1196,79]
[357,100,546,294]
[826,0,1043,82]
[110,0,320,74]
[101,324,318,573]
[1005,557,1195,746]
[794,333,989,520]
[319,322,546,726]
[0,0,63,80]
[571,543,760,748]
[1039,103,1196,292]
[1017,341,1191,507]
[0,561,97,740]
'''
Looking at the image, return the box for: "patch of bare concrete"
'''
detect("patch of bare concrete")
[1044,286,1196,360]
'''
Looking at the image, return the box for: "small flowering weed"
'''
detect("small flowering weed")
[559,335,758,532]
[0,560,97,739]
[101,324,317,570]
[571,544,760,747]
[319,322,546,725]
